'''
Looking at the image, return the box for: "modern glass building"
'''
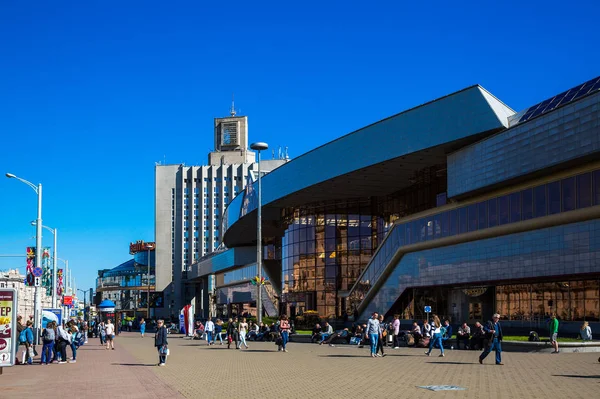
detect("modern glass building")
[96,242,157,316]
[186,76,600,330]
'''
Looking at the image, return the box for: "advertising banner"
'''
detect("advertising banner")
[0,289,18,367]
[42,308,62,329]
[57,269,64,296]
[42,248,52,296]
[26,247,36,287]
[63,296,73,306]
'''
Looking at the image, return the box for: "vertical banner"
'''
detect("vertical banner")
[26,247,36,287]
[57,269,64,296]
[42,247,52,296]
[0,289,18,367]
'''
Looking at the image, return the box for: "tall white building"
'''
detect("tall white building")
[155,109,288,317]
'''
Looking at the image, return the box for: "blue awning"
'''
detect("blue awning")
[98,300,116,308]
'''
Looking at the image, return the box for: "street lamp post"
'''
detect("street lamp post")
[250,142,268,325]
[77,288,87,319]
[31,222,58,308]
[145,243,154,319]
[6,172,43,343]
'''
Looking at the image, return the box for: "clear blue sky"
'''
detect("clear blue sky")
[1,0,598,293]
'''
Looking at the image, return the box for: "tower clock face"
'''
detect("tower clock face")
[223,129,232,145]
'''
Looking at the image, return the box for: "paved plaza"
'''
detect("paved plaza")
[1,333,599,398]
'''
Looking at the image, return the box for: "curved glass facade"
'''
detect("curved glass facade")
[361,219,600,321]
[350,167,600,308]
[281,201,388,318]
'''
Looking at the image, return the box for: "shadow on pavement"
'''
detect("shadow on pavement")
[426,361,474,365]
[319,354,368,358]
[242,349,278,353]
[553,374,600,379]
[111,363,157,367]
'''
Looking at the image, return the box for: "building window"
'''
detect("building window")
[533,185,547,218]
[577,173,592,208]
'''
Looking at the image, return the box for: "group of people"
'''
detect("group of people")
[15,315,86,365]
[192,315,292,352]
[357,312,505,364]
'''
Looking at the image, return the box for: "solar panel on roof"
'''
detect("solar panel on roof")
[517,76,600,124]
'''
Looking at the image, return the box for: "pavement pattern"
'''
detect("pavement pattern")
[1,332,599,399]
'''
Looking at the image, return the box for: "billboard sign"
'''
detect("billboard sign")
[0,289,18,367]
[42,308,62,329]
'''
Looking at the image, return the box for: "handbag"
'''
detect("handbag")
[159,345,169,355]
[28,346,35,358]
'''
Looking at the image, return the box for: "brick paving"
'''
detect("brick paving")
[2,333,599,398]
[0,334,182,399]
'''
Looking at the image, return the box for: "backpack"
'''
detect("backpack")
[19,328,28,343]
[528,331,540,342]
[43,327,56,342]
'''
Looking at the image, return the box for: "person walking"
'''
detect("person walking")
[155,319,168,366]
[98,321,106,346]
[205,318,215,345]
[238,317,249,349]
[214,319,224,345]
[425,315,444,357]
[105,319,116,350]
[279,315,291,352]
[226,318,238,349]
[139,318,146,338]
[365,312,381,358]
[548,313,560,354]
[376,314,387,357]
[479,313,503,365]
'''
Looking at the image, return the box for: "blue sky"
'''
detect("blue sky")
[1,0,598,293]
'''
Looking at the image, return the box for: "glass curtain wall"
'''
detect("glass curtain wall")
[496,279,599,321]
[281,203,384,319]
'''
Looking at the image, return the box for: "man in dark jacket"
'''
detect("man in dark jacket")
[479,313,503,365]
[154,319,168,366]
[16,316,24,364]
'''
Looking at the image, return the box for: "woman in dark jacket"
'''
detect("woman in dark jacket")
[154,319,168,366]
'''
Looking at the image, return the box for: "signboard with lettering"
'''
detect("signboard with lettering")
[0,289,18,367]
[63,296,73,306]
[129,240,155,254]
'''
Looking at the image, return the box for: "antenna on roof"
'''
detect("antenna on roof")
[230,93,236,117]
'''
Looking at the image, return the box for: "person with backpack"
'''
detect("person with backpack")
[19,320,34,365]
[41,321,56,365]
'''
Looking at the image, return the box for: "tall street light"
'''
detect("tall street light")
[145,243,155,319]
[6,172,43,343]
[250,142,268,324]
[31,222,58,308]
